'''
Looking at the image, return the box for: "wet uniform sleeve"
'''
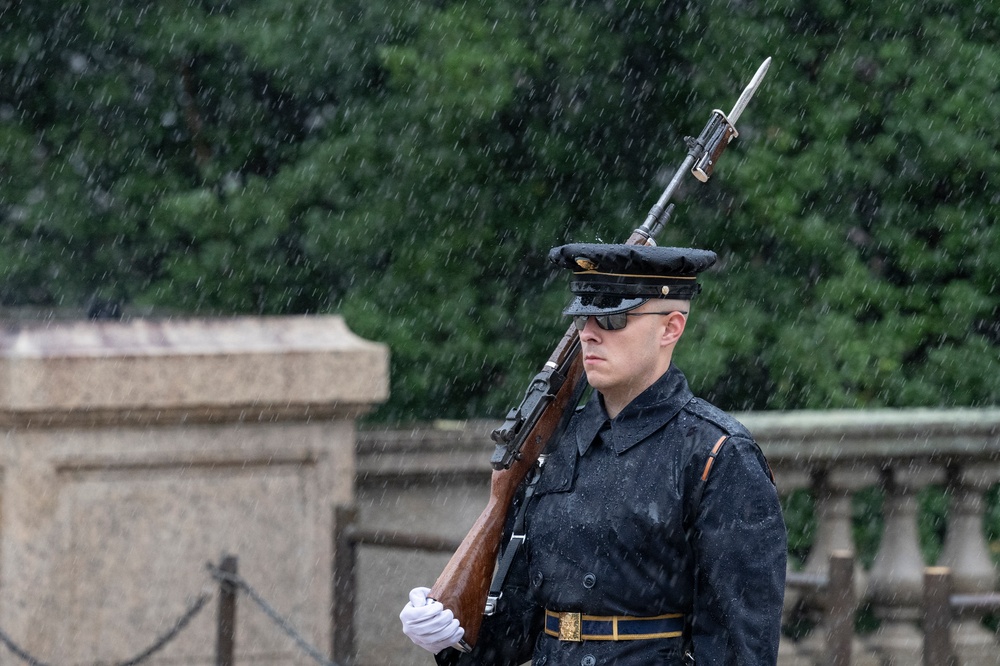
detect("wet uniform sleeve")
[689,435,786,666]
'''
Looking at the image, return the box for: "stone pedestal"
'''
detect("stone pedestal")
[0,316,387,664]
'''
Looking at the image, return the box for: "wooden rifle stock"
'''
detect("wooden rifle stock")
[429,325,585,647]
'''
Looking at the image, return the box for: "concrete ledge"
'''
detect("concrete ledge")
[740,408,1000,460]
[358,421,496,482]
[0,315,389,424]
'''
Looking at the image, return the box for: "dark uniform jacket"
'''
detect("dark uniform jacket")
[437,364,786,666]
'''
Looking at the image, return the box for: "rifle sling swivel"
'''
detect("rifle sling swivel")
[485,455,547,615]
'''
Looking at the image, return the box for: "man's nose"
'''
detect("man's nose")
[578,316,602,340]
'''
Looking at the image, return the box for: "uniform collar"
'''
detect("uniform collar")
[575,364,693,456]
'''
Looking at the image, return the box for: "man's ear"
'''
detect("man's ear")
[661,310,687,347]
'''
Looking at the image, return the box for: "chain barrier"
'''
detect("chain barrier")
[0,560,341,666]
[0,591,212,666]
[206,563,339,666]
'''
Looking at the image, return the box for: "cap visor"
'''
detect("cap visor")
[561,296,647,317]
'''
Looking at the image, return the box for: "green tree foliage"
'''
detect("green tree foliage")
[1,0,997,420]
[680,0,1000,410]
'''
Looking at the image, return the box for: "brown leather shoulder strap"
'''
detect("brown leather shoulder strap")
[699,435,729,481]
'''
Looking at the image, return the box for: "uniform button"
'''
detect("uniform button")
[582,573,597,589]
[532,571,544,587]
[536,658,547,666]
[581,655,596,666]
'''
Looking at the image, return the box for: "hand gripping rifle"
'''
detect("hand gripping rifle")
[429,58,772,651]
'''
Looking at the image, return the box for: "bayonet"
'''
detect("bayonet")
[690,57,772,183]
[633,58,772,241]
[728,57,771,126]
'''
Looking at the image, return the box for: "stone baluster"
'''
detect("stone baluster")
[795,465,879,666]
[866,462,944,666]
[936,463,1000,665]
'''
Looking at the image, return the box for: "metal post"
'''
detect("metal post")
[825,550,854,666]
[923,566,957,666]
[217,554,238,666]
[333,505,358,666]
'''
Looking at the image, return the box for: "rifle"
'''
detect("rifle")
[429,57,772,651]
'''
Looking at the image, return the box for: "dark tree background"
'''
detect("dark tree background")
[1,0,997,422]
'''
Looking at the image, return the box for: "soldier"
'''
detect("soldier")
[401,243,787,665]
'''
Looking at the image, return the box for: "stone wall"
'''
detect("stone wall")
[0,315,388,665]
[355,423,495,666]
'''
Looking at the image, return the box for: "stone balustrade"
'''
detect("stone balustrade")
[750,408,1000,665]
[357,409,1000,666]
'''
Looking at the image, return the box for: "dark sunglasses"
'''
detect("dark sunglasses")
[572,310,688,332]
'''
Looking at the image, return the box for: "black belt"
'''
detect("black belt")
[544,610,684,641]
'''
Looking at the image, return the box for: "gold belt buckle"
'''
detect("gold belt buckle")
[558,612,582,642]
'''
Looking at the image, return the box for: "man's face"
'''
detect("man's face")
[576,300,686,416]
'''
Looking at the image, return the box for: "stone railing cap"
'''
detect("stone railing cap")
[739,407,1000,461]
[0,315,389,423]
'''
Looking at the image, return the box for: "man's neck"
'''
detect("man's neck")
[601,359,674,419]
[600,374,663,419]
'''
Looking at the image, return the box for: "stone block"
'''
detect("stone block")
[0,315,387,664]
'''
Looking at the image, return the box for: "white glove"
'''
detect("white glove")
[400,586,465,654]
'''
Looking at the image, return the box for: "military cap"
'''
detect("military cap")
[548,243,717,316]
